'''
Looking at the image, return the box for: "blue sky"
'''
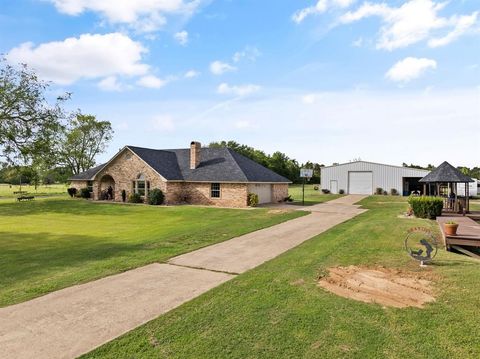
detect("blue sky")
[1,0,479,167]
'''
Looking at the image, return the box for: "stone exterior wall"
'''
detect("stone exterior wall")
[272,184,289,203]
[181,182,248,207]
[69,180,88,191]
[93,149,167,202]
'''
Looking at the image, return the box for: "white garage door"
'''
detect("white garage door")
[248,184,272,204]
[348,172,373,194]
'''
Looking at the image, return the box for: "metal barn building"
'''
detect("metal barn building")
[320,161,430,195]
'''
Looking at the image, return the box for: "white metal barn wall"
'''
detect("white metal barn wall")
[320,161,430,195]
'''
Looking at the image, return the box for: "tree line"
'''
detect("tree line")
[209,141,324,183]
[0,59,113,186]
[403,163,480,180]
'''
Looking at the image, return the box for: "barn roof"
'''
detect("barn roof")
[419,161,474,183]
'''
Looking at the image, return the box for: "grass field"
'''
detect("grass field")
[84,196,480,359]
[0,198,305,307]
[288,184,342,205]
[0,183,68,198]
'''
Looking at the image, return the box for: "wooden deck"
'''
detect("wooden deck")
[437,215,480,259]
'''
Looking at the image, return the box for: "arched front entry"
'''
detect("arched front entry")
[99,175,115,200]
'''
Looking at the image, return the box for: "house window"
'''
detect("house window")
[211,183,221,198]
[134,174,147,196]
[87,181,93,192]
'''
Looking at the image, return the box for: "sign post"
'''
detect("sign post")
[300,169,314,206]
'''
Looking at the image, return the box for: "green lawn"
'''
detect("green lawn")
[288,184,343,205]
[84,196,480,359]
[0,198,305,307]
[0,183,68,198]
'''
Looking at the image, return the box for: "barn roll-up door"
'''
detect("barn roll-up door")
[348,172,373,194]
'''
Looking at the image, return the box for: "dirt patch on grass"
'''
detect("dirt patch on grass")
[318,266,435,308]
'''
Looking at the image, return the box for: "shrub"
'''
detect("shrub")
[321,189,331,194]
[408,196,443,219]
[313,186,319,191]
[391,188,399,196]
[128,193,143,203]
[147,188,165,205]
[247,193,259,207]
[67,188,77,198]
[339,189,345,194]
[79,188,90,199]
[383,190,388,195]
[284,195,293,202]
[375,187,383,195]
[121,190,127,202]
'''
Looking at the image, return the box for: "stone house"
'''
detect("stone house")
[69,141,290,207]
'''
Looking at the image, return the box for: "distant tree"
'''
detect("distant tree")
[403,163,436,171]
[0,59,68,165]
[209,141,302,182]
[57,113,113,175]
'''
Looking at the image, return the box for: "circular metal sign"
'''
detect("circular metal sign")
[404,227,438,264]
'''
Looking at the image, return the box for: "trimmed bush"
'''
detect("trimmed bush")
[375,187,383,195]
[408,196,443,219]
[128,193,143,203]
[67,188,77,198]
[321,189,330,194]
[147,188,165,205]
[383,190,388,196]
[391,188,399,196]
[248,193,259,207]
[313,186,319,191]
[339,189,345,194]
[79,188,90,199]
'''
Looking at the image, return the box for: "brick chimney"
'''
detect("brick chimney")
[190,141,201,169]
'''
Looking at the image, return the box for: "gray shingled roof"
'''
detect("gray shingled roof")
[71,145,291,183]
[70,163,106,180]
[419,161,474,183]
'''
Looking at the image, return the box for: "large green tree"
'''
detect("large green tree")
[58,114,113,174]
[209,140,303,182]
[0,59,67,165]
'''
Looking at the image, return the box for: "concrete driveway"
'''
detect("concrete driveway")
[0,195,367,359]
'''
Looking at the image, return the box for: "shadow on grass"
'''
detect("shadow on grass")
[0,199,136,217]
[0,231,150,285]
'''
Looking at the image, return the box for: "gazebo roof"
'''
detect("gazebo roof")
[419,161,474,183]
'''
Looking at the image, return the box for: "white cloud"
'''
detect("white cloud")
[232,46,261,63]
[151,114,175,131]
[217,83,260,97]
[98,76,124,91]
[174,30,189,45]
[184,69,200,78]
[48,0,203,33]
[137,75,167,88]
[428,11,479,47]
[302,93,317,104]
[209,60,237,75]
[292,0,355,23]
[6,33,149,85]
[340,0,479,50]
[386,57,437,83]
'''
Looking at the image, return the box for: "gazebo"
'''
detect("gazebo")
[419,161,474,213]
